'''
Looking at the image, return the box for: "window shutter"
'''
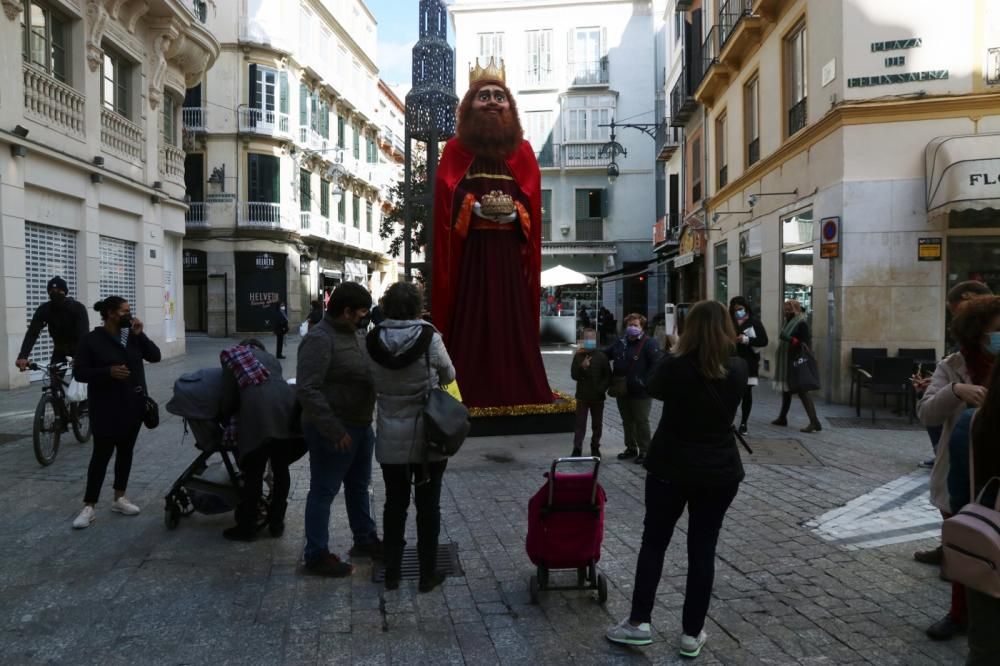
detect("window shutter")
[279,71,289,114]
[601,27,608,56]
[567,28,575,68]
[249,64,259,107]
[270,156,280,204]
[300,84,308,126]
[575,189,588,220]
[600,188,609,218]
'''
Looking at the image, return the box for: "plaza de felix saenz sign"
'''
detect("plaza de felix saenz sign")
[847,37,948,88]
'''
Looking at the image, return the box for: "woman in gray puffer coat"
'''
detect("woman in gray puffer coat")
[366,281,456,593]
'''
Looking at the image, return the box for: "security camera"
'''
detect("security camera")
[747,193,758,208]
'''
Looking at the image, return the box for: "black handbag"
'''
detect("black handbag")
[789,345,821,393]
[143,394,160,429]
[423,352,469,456]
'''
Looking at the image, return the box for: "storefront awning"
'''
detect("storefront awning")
[926,132,1000,213]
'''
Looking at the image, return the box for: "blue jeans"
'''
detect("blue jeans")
[303,423,378,562]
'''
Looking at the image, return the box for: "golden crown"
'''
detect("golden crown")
[469,56,506,85]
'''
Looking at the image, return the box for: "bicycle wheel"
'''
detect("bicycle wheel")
[71,401,92,443]
[33,394,62,466]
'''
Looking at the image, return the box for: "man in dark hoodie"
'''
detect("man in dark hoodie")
[16,276,89,371]
[367,281,456,593]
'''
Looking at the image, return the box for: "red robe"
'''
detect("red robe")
[431,138,553,408]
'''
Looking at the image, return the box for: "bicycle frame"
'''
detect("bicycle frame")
[32,362,73,423]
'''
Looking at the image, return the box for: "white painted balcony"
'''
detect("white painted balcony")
[101,109,144,161]
[185,202,208,227]
[23,64,85,137]
[239,202,286,229]
[238,107,291,138]
[346,226,361,246]
[182,107,207,132]
[158,144,185,181]
[299,211,313,232]
[563,142,609,168]
[298,127,327,152]
[238,18,292,52]
[330,221,347,244]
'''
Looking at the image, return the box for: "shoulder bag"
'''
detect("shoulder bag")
[422,351,469,457]
[942,422,1000,597]
[693,359,753,455]
[608,337,647,398]
[789,343,821,393]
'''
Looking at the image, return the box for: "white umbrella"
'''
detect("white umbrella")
[540,265,595,287]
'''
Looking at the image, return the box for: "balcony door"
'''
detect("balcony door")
[249,64,285,130]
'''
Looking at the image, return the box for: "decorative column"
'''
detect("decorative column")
[403,0,457,297]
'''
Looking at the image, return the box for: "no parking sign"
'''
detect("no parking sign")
[820,217,840,258]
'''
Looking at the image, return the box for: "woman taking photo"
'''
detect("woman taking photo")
[729,296,768,434]
[366,281,456,593]
[71,296,161,529]
[772,299,822,432]
[917,294,1000,641]
[606,300,747,657]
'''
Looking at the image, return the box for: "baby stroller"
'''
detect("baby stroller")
[162,368,267,530]
[525,457,608,604]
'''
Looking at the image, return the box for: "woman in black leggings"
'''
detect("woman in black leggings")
[71,296,160,529]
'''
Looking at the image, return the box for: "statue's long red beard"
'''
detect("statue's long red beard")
[457,108,523,161]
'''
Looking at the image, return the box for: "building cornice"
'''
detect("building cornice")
[706,93,1000,210]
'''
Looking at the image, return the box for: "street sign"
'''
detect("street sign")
[820,216,840,258]
[918,237,942,261]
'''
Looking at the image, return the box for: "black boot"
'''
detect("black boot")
[772,392,792,426]
[590,442,601,458]
[224,499,258,541]
[268,498,287,538]
[800,392,822,432]
[383,536,404,591]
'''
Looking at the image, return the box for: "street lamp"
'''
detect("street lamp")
[598,116,667,187]
[606,162,620,185]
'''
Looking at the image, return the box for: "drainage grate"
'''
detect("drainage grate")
[826,417,924,431]
[371,542,463,583]
[744,438,823,466]
[0,433,28,445]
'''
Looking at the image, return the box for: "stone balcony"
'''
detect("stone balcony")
[158,144,185,182]
[101,109,144,161]
[22,65,85,138]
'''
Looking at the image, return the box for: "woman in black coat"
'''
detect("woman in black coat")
[70,296,161,529]
[606,300,747,656]
[729,296,768,434]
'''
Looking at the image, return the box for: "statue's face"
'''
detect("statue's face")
[472,85,510,114]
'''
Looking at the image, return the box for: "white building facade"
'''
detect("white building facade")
[0,0,220,389]
[688,0,1000,401]
[180,0,395,337]
[449,0,658,321]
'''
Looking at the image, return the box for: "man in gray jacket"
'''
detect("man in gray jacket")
[296,282,381,576]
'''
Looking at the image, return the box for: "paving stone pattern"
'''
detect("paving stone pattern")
[0,340,968,664]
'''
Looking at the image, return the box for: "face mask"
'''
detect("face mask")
[735,309,746,319]
[785,312,795,321]
[118,313,133,329]
[626,325,642,338]
[583,339,597,350]
[987,331,1000,355]
[50,292,66,305]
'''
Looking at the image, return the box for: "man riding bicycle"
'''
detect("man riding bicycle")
[15,276,90,372]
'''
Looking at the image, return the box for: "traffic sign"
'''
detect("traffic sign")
[820,216,840,259]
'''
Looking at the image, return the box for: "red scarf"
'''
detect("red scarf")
[961,345,995,387]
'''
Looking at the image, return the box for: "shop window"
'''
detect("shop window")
[781,209,814,316]
[946,236,1000,347]
[714,242,728,303]
[741,258,761,316]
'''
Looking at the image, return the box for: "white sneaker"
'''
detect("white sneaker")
[605,617,652,646]
[111,497,140,515]
[679,630,707,658]
[72,505,96,529]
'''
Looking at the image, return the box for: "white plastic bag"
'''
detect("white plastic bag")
[66,374,88,403]
[299,320,309,337]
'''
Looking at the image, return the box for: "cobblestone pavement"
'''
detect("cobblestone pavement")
[0,338,967,665]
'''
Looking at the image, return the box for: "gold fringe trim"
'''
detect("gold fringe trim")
[469,391,576,418]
